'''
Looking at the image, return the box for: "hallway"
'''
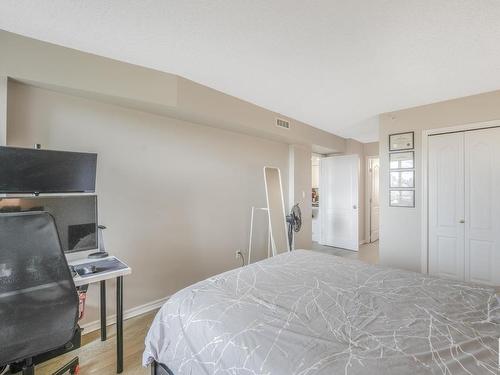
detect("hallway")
[311,241,379,265]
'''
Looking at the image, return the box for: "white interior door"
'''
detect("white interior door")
[320,155,359,251]
[428,133,465,280]
[464,128,500,285]
[370,158,380,242]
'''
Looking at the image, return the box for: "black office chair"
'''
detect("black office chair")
[0,212,81,375]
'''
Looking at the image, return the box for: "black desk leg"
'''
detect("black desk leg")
[100,280,107,341]
[116,276,124,374]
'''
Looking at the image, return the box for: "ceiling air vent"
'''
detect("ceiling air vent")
[276,118,290,130]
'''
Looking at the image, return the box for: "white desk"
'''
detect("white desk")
[67,256,131,374]
[69,256,131,287]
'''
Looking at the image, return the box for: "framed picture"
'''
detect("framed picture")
[390,190,415,207]
[390,151,414,169]
[389,132,414,151]
[390,170,414,188]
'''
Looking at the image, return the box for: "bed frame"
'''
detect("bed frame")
[151,360,174,375]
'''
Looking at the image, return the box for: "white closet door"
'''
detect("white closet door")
[465,128,500,285]
[320,155,359,251]
[428,133,465,280]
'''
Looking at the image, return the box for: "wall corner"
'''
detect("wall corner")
[0,76,7,146]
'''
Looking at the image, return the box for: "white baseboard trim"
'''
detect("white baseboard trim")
[80,296,169,334]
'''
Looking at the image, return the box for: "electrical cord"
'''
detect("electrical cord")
[236,251,245,267]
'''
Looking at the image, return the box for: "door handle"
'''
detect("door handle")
[353,205,357,209]
[459,219,465,223]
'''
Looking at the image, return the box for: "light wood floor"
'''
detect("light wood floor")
[34,243,378,375]
[36,310,157,375]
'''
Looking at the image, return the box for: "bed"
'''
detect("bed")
[143,250,500,374]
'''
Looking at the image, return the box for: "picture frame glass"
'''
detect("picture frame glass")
[390,190,414,207]
[389,132,414,151]
[390,170,414,188]
[390,151,414,169]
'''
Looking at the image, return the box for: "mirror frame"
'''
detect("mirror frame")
[263,166,290,255]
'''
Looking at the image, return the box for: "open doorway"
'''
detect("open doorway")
[366,157,380,243]
[311,154,322,244]
[311,153,360,251]
[311,152,379,264]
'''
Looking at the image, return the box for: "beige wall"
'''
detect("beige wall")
[0,31,352,331]
[0,31,350,328]
[0,31,178,108]
[379,88,500,272]
[0,76,6,145]
[7,81,291,325]
[177,77,346,153]
[288,145,312,249]
[363,141,379,157]
[0,30,346,154]
[362,141,379,243]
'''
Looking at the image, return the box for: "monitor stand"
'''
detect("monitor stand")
[88,251,109,259]
[88,225,108,259]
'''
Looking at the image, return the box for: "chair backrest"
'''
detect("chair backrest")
[0,211,79,366]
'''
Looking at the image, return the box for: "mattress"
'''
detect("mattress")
[143,250,500,374]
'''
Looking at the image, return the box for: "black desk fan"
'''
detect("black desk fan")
[286,203,302,250]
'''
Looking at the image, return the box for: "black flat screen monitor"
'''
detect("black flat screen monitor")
[0,146,97,194]
[0,195,98,253]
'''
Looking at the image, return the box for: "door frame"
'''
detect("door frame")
[319,154,359,251]
[365,156,379,243]
[420,119,500,274]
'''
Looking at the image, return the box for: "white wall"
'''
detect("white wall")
[379,88,500,272]
[7,81,291,325]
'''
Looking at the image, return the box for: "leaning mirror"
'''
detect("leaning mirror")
[263,167,289,255]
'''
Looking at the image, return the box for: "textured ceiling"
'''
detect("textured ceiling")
[2,1,500,142]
